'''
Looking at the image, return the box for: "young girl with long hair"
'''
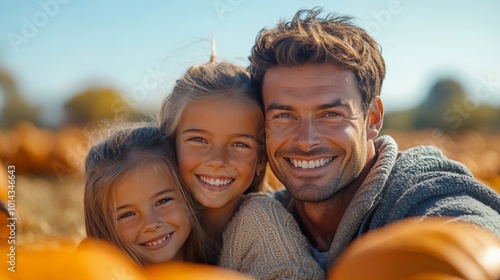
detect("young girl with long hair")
[160,60,324,279]
[83,125,208,267]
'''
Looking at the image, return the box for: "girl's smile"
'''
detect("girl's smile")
[139,232,173,249]
[197,175,235,191]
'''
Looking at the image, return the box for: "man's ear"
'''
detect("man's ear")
[366,97,384,140]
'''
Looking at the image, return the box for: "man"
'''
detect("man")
[248,8,500,273]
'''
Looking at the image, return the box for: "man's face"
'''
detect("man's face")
[262,63,381,202]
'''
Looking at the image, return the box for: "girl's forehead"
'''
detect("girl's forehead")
[186,95,261,116]
[126,154,163,169]
[184,99,258,122]
[112,161,177,201]
[112,158,170,190]
[177,94,264,136]
[191,94,253,105]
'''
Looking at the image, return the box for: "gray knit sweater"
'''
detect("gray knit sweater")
[275,135,500,274]
[219,193,325,280]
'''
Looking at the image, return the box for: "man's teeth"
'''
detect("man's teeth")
[145,234,169,247]
[199,176,232,186]
[291,157,333,169]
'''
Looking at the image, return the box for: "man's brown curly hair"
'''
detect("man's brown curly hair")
[249,7,386,112]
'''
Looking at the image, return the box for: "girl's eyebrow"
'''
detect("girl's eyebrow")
[115,189,175,211]
[234,133,259,142]
[181,128,205,134]
[116,204,131,212]
[152,189,174,199]
[182,129,258,142]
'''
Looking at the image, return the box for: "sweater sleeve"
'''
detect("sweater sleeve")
[219,194,324,280]
[389,176,500,236]
[372,145,500,237]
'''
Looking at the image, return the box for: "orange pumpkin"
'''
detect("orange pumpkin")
[14,241,144,280]
[329,218,500,280]
[145,262,256,280]
[13,239,255,280]
[8,121,54,174]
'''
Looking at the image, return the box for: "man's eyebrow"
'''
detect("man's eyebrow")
[266,99,350,113]
[266,103,294,113]
[315,99,349,111]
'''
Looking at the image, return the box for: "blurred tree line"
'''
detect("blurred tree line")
[0,68,39,127]
[383,79,500,132]
[0,66,499,131]
[0,67,146,129]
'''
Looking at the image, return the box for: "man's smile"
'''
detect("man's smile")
[287,157,334,169]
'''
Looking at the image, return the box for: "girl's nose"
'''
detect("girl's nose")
[205,145,229,168]
[142,209,163,232]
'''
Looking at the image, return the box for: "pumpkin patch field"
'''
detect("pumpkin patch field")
[0,124,499,277]
[1,124,499,247]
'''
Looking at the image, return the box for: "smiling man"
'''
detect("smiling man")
[249,7,500,274]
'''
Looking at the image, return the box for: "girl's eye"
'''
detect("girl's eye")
[188,137,206,143]
[232,142,250,148]
[117,212,135,220]
[156,198,172,206]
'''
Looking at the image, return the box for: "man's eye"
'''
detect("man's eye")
[156,198,172,206]
[324,112,341,117]
[117,212,134,220]
[274,113,292,119]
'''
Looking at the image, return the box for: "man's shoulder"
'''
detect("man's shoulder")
[371,136,495,213]
[394,142,473,177]
[399,143,448,160]
[372,137,500,222]
[373,134,475,183]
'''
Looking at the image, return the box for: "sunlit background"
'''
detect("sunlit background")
[1,0,500,125]
[0,0,499,252]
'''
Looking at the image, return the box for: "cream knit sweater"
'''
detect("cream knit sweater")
[219,193,324,280]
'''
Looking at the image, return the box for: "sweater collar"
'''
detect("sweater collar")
[326,135,399,271]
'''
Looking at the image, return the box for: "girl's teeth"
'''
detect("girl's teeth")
[145,234,169,246]
[200,176,232,186]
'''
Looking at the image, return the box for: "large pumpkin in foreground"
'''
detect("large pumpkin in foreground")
[329,218,500,280]
[7,240,254,280]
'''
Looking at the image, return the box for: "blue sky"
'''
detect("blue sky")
[1,0,499,125]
